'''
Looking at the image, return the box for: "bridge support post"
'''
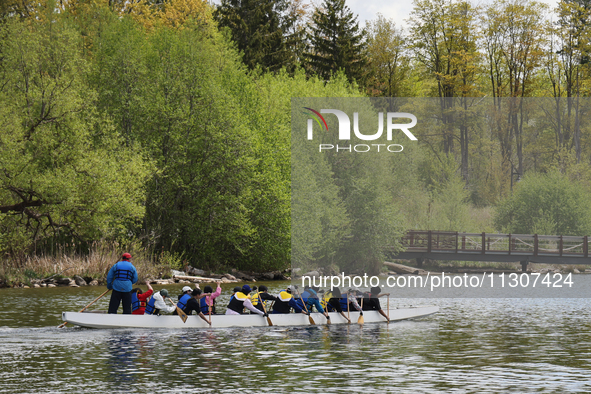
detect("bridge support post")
[520,260,528,272]
[416,258,424,268]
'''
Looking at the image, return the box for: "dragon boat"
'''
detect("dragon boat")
[61,306,439,329]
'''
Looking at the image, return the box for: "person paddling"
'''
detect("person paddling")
[131,280,154,315]
[182,288,212,325]
[272,285,306,314]
[304,286,331,323]
[202,284,222,314]
[107,253,139,314]
[250,285,277,314]
[226,285,266,316]
[144,289,176,315]
[174,286,195,316]
[362,286,390,322]
[326,287,351,323]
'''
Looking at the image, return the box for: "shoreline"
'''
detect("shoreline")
[2,267,291,289]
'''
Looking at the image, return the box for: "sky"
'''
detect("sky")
[346,0,560,28]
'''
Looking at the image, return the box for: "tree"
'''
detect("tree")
[0,17,149,259]
[544,0,591,163]
[365,14,410,100]
[408,0,480,183]
[494,171,591,235]
[214,0,294,72]
[305,0,367,85]
[481,0,547,185]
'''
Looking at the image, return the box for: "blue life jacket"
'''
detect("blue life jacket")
[145,295,159,315]
[340,293,348,311]
[114,264,135,281]
[301,290,311,303]
[131,292,140,312]
[177,294,191,311]
[200,297,209,314]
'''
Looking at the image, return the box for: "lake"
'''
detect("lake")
[1,279,591,393]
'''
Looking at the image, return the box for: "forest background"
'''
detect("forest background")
[1,0,591,285]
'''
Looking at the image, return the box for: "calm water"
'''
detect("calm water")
[2,280,591,393]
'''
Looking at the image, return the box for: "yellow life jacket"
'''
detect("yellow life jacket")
[251,291,262,306]
[321,291,333,309]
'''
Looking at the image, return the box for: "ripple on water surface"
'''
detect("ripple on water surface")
[2,285,591,392]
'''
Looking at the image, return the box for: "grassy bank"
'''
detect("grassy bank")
[0,241,183,288]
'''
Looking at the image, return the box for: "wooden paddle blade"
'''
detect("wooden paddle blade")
[176,306,188,323]
[308,315,316,325]
[266,316,273,326]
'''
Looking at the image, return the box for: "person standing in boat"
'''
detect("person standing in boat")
[272,285,306,314]
[182,288,212,325]
[144,289,177,315]
[362,286,390,322]
[226,285,266,316]
[131,280,154,315]
[201,283,222,314]
[251,285,277,314]
[107,253,139,314]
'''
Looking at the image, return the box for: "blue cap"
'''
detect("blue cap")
[242,285,251,293]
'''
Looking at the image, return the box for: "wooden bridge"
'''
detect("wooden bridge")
[394,230,591,271]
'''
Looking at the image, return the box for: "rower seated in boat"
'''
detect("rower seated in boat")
[181,288,211,325]
[144,289,176,315]
[324,287,351,323]
[226,285,266,317]
[362,286,390,322]
[201,284,221,314]
[131,280,154,315]
[272,285,306,314]
[304,286,332,323]
[174,286,196,315]
[250,285,277,314]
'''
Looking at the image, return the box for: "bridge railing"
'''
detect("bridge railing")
[401,231,590,257]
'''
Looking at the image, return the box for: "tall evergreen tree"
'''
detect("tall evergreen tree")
[305,0,367,84]
[214,0,293,72]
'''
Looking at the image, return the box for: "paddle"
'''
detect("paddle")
[58,289,111,328]
[167,298,188,323]
[207,294,213,326]
[358,296,364,325]
[299,293,315,325]
[259,297,273,326]
[347,292,350,323]
[387,294,390,323]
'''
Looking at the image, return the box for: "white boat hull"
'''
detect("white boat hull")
[61,306,439,329]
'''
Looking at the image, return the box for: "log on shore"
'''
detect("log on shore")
[173,275,225,282]
[384,261,429,275]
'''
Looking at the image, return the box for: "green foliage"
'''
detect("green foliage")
[494,171,591,235]
[0,16,149,260]
[159,250,185,273]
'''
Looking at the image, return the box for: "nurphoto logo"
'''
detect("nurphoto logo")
[304,107,418,153]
